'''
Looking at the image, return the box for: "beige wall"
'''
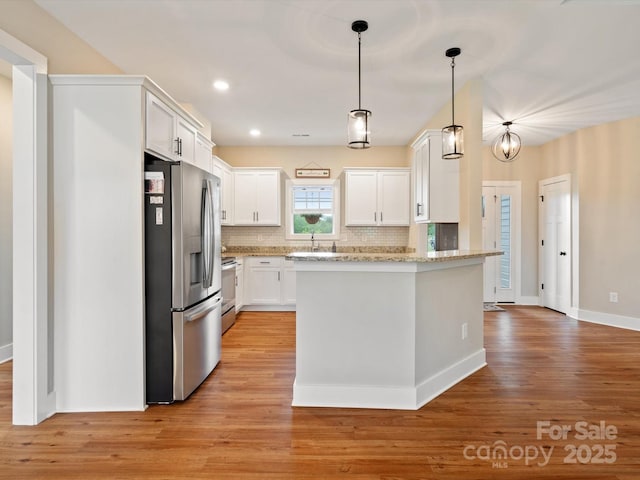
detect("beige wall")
[0,1,124,354]
[484,116,640,319]
[0,0,122,74]
[216,145,411,249]
[216,145,409,178]
[0,74,12,349]
[541,117,640,319]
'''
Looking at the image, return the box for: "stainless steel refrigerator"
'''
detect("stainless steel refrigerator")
[144,153,222,403]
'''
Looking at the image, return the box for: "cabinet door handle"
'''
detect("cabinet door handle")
[380,212,383,223]
[256,211,259,222]
[175,137,180,155]
[277,271,280,281]
[374,212,377,222]
[416,203,423,216]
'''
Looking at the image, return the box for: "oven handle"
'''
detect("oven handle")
[222,262,237,271]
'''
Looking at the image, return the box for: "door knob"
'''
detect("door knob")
[559,251,567,256]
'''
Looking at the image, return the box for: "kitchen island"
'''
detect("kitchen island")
[287,250,501,410]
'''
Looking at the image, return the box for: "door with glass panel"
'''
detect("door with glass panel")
[482,183,520,303]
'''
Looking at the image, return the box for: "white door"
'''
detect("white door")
[482,183,520,303]
[345,170,378,225]
[540,177,571,314]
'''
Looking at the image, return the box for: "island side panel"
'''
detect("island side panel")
[294,269,417,408]
[414,261,486,406]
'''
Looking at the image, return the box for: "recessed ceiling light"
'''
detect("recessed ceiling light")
[249,129,261,137]
[213,80,229,91]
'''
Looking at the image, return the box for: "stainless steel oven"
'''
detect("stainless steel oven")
[221,257,237,334]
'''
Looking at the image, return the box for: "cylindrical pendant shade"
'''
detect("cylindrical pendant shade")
[348,109,371,149]
[442,124,463,159]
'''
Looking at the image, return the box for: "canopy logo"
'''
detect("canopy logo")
[463,420,618,469]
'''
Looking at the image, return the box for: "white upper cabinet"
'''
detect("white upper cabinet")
[212,156,234,225]
[344,168,411,226]
[194,132,214,173]
[145,91,201,166]
[145,92,176,159]
[233,169,281,226]
[412,130,459,223]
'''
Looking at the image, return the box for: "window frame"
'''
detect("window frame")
[285,178,341,241]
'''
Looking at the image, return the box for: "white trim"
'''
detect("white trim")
[516,295,541,306]
[284,178,341,241]
[571,309,640,332]
[240,305,295,312]
[292,349,486,410]
[539,174,578,315]
[1,28,55,425]
[0,343,12,364]
[482,181,522,304]
[415,349,487,409]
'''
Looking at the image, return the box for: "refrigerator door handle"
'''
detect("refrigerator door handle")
[201,180,214,289]
[184,295,222,323]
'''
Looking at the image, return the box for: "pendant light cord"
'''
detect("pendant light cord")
[358,32,362,109]
[450,56,455,126]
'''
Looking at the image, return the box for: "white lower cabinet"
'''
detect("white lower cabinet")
[244,257,295,310]
[235,258,244,312]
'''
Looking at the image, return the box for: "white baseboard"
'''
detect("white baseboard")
[517,296,540,306]
[572,309,640,332]
[0,343,12,364]
[415,349,487,409]
[292,349,486,410]
[241,305,295,312]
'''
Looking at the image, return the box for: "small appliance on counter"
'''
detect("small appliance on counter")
[221,256,237,334]
[427,223,458,251]
[144,153,222,404]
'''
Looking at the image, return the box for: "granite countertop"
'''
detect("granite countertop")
[285,249,503,263]
[223,246,412,257]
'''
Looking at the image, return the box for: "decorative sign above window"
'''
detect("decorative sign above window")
[295,168,330,178]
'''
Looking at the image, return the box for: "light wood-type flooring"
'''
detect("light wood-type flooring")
[1,306,639,479]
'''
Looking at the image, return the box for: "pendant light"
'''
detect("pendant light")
[442,47,463,160]
[492,121,522,162]
[347,20,371,149]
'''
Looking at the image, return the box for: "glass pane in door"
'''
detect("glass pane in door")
[499,195,511,289]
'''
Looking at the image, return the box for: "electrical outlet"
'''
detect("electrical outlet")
[257,235,263,242]
[461,323,468,340]
[609,292,618,303]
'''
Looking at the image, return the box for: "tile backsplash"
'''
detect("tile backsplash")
[222,225,409,250]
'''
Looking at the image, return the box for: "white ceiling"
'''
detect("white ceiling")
[35,0,640,147]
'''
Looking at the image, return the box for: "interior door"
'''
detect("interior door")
[482,183,519,303]
[540,177,571,313]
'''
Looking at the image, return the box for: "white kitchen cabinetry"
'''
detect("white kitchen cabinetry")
[243,257,295,310]
[212,156,234,225]
[235,258,244,312]
[344,168,411,226]
[194,132,215,173]
[282,259,296,305]
[233,169,281,226]
[145,91,201,165]
[411,130,459,223]
[49,75,208,412]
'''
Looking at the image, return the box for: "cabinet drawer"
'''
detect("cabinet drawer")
[246,256,284,268]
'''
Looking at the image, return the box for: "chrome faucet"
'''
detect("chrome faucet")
[311,232,318,252]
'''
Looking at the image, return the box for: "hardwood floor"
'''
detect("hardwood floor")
[1,307,639,479]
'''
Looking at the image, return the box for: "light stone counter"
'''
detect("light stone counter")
[289,249,501,410]
[286,249,501,263]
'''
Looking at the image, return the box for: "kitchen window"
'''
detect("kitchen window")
[285,179,340,240]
